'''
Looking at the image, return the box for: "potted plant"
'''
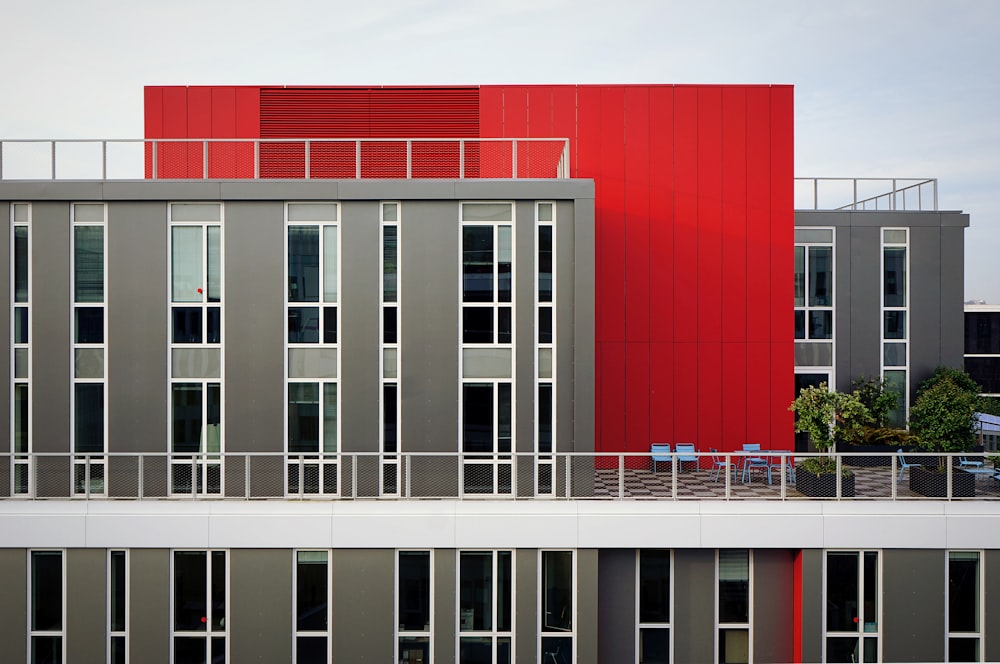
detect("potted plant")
[789,383,867,497]
[839,376,910,466]
[907,367,981,497]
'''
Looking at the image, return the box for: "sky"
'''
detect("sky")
[2,0,998,300]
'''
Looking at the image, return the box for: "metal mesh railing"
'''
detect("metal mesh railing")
[795,177,938,211]
[3,451,999,501]
[0,138,571,181]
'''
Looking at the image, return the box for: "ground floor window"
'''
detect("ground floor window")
[295,551,330,663]
[30,550,64,664]
[540,550,573,663]
[638,549,671,664]
[825,550,879,663]
[109,550,128,664]
[948,551,982,662]
[718,549,751,664]
[172,550,227,663]
[458,550,513,663]
[398,551,432,663]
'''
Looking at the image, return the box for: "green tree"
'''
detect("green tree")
[789,383,870,453]
[851,376,898,429]
[908,374,979,469]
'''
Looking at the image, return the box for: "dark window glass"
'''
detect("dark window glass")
[288,307,320,344]
[718,549,749,624]
[460,637,492,663]
[172,384,203,454]
[538,384,553,455]
[384,384,398,454]
[463,384,493,454]
[74,384,104,454]
[463,226,493,302]
[719,628,749,664]
[883,247,906,308]
[297,636,327,664]
[884,311,905,340]
[398,552,431,632]
[539,307,552,344]
[949,553,979,633]
[173,308,202,344]
[498,551,512,633]
[639,628,670,664]
[323,306,337,344]
[498,383,512,454]
[74,226,104,303]
[639,550,670,623]
[399,638,430,663]
[460,552,493,632]
[210,551,225,631]
[809,310,833,340]
[31,551,62,631]
[949,638,980,663]
[793,245,804,307]
[14,307,28,344]
[965,357,1000,395]
[110,636,125,664]
[539,225,553,302]
[75,308,104,344]
[110,551,126,632]
[14,226,28,303]
[826,552,859,632]
[207,307,220,344]
[826,637,860,663]
[15,384,28,454]
[965,312,1000,354]
[463,308,493,344]
[808,247,832,306]
[206,227,220,303]
[498,226,512,303]
[384,306,397,345]
[173,637,204,664]
[173,552,207,631]
[383,225,397,303]
[498,307,512,344]
[31,636,62,664]
[794,310,805,340]
[297,552,328,632]
[289,226,320,302]
[542,551,573,632]
[862,551,877,630]
[289,383,319,454]
[541,636,572,664]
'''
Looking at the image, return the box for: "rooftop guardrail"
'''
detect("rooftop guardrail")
[795,177,938,211]
[0,137,571,181]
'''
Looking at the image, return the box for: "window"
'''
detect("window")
[295,551,331,664]
[382,202,400,495]
[172,550,227,664]
[825,550,879,663]
[30,550,64,664]
[637,550,671,664]
[171,382,222,495]
[882,229,908,427]
[458,551,513,663]
[718,549,751,664]
[72,203,107,496]
[540,550,573,664]
[397,551,432,664]
[169,204,222,345]
[109,550,128,664]
[11,203,30,495]
[536,203,555,496]
[287,203,338,344]
[794,228,835,375]
[948,551,982,663]
[287,382,338,495]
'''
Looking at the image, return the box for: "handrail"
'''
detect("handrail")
[795,177,938,211]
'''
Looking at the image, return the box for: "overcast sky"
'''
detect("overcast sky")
[2,0,998,300]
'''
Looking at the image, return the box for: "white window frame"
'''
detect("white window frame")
[946,550,984,663]
[170,549,228,664]
[71,202,108,496]
[285,379,339,496]
[11,203,31,496]
[823,549,881,664]
[535,202,556,497]
[881,228,909,426]
[716,549,753,664]
[456,549,515,662]
[168,380,223,496]
[635,549,672,664]
[108,549,129,664]
[538,549,575,663]
[381,201,401,496]
[167,203,224,347]
[27,549,66,664]
[293,550,332,664]
[396,550,434,664]
[794,227,836,384]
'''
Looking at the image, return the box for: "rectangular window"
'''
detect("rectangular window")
[30,550,64,664]
[172,550,227,664]
[540,550,573,663]
[398,551,432,663]
[825,550,879,663]
[286,381,338,495]
[295,551,330,663]
[462,382,513,495]
[458,551,513,663]
[638,550,671,664]
[170,382,222,495]
[109,550,128,664]
[794,228,835,378]
[169,204,222,344]
[536,203,555,497]
[718,549,750,664]
[382,202,400,496]
[12,204,31,495]
[287,204,338,345]
[948,551,982,663]
[882,230,908,427]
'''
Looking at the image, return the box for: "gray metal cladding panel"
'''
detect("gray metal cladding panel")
[108,202,168,454]
[230,549,292,663]
[0,549,26,663]
[0,203,9,454]
[67,549,106,662]
[673,549,715,663]
[834,226,852,391]
[572,198,595,454]
[332,549,394,663]
[434,549,456,664]
[910,227,944,393]
[986,550,1000,663]
[515,549,537,664]
[799,550,823,664]
[223,202,284,454]
[340,201,380,454]
[130,549,170,664]
[515,201,535,454]
[597,549,636,664]
[31,202,71,455]
[881,550,944,663]
[751,550,794,664]
[577,549,599,664]
[847,226,881,387]
[400,202,459,453]
[940,227,966,369]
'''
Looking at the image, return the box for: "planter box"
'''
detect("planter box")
[909,466,976,497]
[796,471,855,498]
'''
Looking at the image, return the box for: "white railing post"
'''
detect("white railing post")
[254,140,260,179]
[564,454,572,499]
[406,140,412,179]
[947,460,953,499]
[892,178,897,210]
[138,455,144,499]
[245,455,251,500]
[459,454,465,499]
[405,454,412,498]
[151,141,158,180]
[51,141,57,179]
[724,453,732,499]
[835,455,843,499]
[203,141,208,179]
[0,141,4,180]
[511,139,518,179]
[618,454,625,499]
[891,455,897,500]
[304,140,311,179]
[459,140,465,179]
[351,455,357,499]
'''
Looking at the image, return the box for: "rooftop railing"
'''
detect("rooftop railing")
[3,451,998,501]
[0,137,571,181]
[795,177,938,211]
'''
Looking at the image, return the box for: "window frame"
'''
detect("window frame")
[381,201,401,496]
[28,549,66,664]
[538,549,575,664]
[396,550,434,664]
[167,203,224,346]
[716,548,753,664]
[170,549,228,664]
[535,202,555,497]
[823,549,881,664]
[108,549,129,664]
[636,549,672,664]
[293,550,332,664]
[456,549,515,663]
[881,228,909,427]
[794,227,835,379]
[11,203,31,496]
[946,550,984,663]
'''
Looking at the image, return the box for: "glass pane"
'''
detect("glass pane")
[883,342,906,367]
[383,384,397,454]
[110,636,125,664]
[884,311,906,339]
[463,226,493,303]
[808,247,832,306]
[74,384,104,454]
[538,202,553,222]
[15,307,28,344]
[172,226,203,303]
[384,306,397,345]
[720,628,749,664]
[498,226,512,302]
[809,310,833,340]
[542,551,572,632]
[463,308,493,344]
[826,637,859,664]
[323,383,338,454]
[539,306,552,344]
[398,552,431,632]
[296,636,328,664]
[718,549,749,624]
[639,628,670,664]
[826,552,859,632]
[75,308,104,344]
[210,551,225,630]
[207,307,220,344]
[288,383,319,454]
[383,225,397,303]
[15,384,29,454]
[382,202,398,222]
[794,310,805,340]
[74,226,104,303]
[173,637,206,664]
[639,550,670,623]
[459,552,493,631]
[862,551,878,631]
[463,384,493,454]
[110,551,126,632]
[288,307,320,344]
[793,246,804,307]
[794,228,833,243]
[539,224,553,302]
[498,307,512,344]
[171,203,220,222]
[31,636,62,664]
[463,202,512,222]
[206,226,220,303]
[206,384,221,455]
[15,347,27,379]
[323,226,338,303]
[288,226,320,303]
[323,306,337,344]
[383,347,397,379]
[884,247,906,308]
[172,384,203,454]
[74,203,104,222]
[498,551,512,633]
[883,229,907,244]
[949,552,979,632]
[497,637,512,664]
[498,383,512,454]
[541,636,572,664]
[949,638,980,663]
[173,551,207,631]
[538,384,553,454]
[173,307,203,344]
[459,637,492,664]
[884,370,906,428]
[14,226,28,303]
[399,637,430,663]
[31,551,62,631]
[296,551,328,631]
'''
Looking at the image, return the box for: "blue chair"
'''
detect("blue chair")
[958,455,984,468]
[769,450,796,485]
[675,443,698,473]
[897,448,919,483]
[709,448,728,483]
[741,444,771,484]
[650,443,672,473]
